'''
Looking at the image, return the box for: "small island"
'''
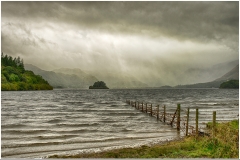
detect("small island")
[89,81,109,89]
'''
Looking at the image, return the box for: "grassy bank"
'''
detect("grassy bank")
[49,120,239,158]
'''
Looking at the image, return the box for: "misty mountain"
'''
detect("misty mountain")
[184,60,239,83]
[85,70,148,89]
[25,64,98,88]
[175,64,239,88]
[53,68,98,86]
[25,64,148,89]
[214,64,239,81]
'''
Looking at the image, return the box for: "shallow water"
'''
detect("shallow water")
[1,89,239,158]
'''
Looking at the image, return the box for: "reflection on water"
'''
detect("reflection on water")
[1,89,239,158]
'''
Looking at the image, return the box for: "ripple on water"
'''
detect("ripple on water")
[1,89,238,158]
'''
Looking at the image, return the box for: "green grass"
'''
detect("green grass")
[49,120,239,158]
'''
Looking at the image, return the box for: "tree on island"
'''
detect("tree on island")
[89,81,109,89]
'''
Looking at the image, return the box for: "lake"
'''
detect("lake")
[1,89,239,158]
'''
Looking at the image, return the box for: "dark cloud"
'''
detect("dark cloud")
[1,1,239,86]
[2,2,238,47]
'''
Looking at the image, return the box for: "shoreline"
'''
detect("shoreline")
[46,136,184,158]
[47,136,185,158]
[48,120,238,158]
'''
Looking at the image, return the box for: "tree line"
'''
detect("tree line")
[1,52,24,72]
[220,80,239,89]
[1,53,53,91]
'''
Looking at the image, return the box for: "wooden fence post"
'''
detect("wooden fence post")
[177,104,181,131]
[186,108,189,136]
[170,108,178,127]
[146,103,148,113]
[138,102,139,109]
[142,102,143,112]
[157,105,159,120]
[150,104,152,116]
[163,105,166,123]
[213,111,216,138]
[196,108,199,136]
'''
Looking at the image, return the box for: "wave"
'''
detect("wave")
[37,134,78,140]
[66,101,84,104]
[55,129,101,134]
[55,123,100,127]
[2,129,49,135]
[2,123,27,129]
[2,135,174,149]
[2,141,63,149]
[99,112,142,117]
[46,119,64,124]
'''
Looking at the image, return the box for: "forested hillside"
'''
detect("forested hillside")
[1,53,53,91]
[220,80,239,89]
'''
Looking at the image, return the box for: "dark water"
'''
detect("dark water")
[1,89,239,158]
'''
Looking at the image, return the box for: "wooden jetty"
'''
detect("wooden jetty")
[126,100,216,137]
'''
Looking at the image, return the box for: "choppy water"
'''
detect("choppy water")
[1,89,239,158]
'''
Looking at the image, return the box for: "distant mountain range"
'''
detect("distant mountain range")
[25,64,148,89]
[25,64,98,88]
[183,59,239,84]
[173,64,239,89]
[25,59,238,89]
[214,65,239,81]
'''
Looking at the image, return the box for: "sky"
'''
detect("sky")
[1,1,239,86]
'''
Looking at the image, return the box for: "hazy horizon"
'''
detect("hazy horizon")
[1,1,239,86]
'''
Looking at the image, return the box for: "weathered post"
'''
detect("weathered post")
[163,105,166,123]
[177,104,181,131]
[196,108,199,136]
[145,103,147,113]
[157,105,159,120]
[170,109,178,127]
[134,101,136,108]
[142,102,144,112]
[186,108,189,136]
[138,102,139,109]
[150,104,153,116]
[213,111,216,138]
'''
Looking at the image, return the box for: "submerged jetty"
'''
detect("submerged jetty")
[89,81,109,89]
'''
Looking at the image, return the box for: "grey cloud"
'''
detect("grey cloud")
[1,1,239,87]
[2,2,238,45]
[1,22,55,50]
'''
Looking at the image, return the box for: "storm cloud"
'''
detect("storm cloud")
[1,1,239,86]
